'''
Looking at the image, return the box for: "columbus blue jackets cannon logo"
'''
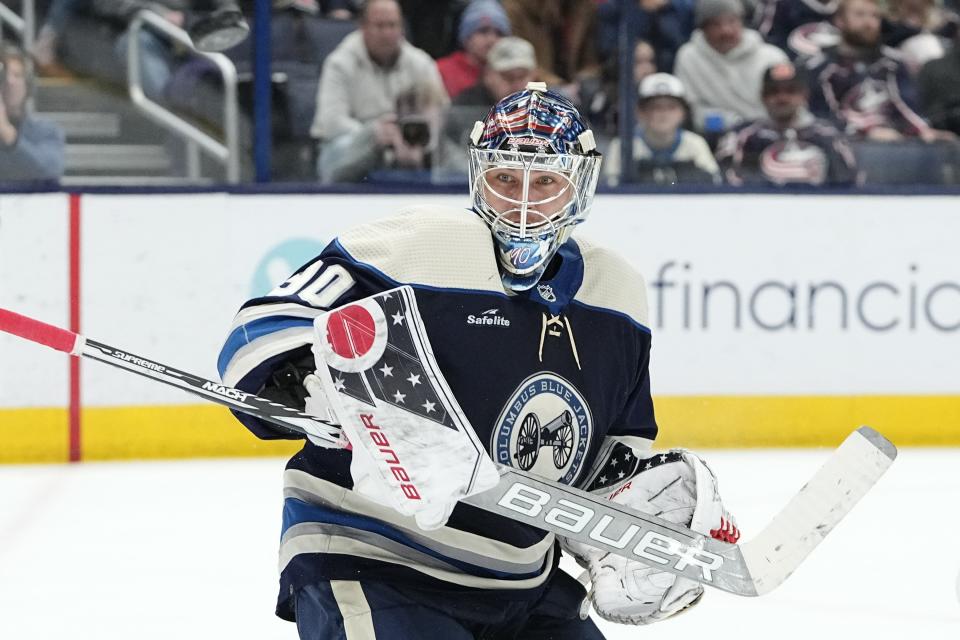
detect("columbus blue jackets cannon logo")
[491,372,593,485]
[514,409,574,471]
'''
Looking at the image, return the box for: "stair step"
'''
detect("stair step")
[35,78,172,144]
[36,77,232,181]
[35,78,129,112]
[66,144,172,172]
[38,111,122,139]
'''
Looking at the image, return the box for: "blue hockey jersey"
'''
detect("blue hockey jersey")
[217,206,658,620]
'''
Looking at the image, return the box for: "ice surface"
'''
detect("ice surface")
[0,449,957,639]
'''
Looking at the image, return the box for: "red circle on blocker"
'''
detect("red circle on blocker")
[325,305,377,359]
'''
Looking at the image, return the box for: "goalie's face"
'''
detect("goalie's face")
[481,167,574,224]
[468,145,601,292]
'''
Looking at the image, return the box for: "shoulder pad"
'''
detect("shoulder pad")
[572,235,650,328]
[336,206,504,292]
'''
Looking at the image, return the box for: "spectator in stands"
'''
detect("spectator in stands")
[187,0,248,52]
[311,0,449,183]
[897,31,949,75]
[0,46,66,182]
[885,0,959,47]
[674,0,788,134]
[804,0,941,140]
[273,0,358,19]
[886,0,959,75]
[502,0,600,99]
[582,39,659,141]
[436,0,511,99]
[752,0,839,56]
[596,0,695,73]
[716,61,859,185]
[918,31,960,135]
[603,72,720,185]
[32,0,91,76]
[94,0,191,100]
[400,0,470,59]
[442,35,537,163]
[324,0,359,19]
[634,39,658,83]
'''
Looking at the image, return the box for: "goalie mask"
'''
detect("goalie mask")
[469,83,602,292]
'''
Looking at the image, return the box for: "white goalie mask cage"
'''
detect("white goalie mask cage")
[468,146,602,291]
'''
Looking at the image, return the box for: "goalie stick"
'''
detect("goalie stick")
[0,309,346,448]
[0,307,896,597]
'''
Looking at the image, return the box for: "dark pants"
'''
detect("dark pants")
[294,572,606,640]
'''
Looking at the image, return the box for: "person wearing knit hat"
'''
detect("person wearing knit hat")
[437,1,512,99]
[458,0,511,45]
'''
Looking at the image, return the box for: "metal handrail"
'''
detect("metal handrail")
[127,10,240,183]
[21,0,34,62]
[0,4,26,37]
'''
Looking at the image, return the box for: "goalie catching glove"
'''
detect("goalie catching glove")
[562,449,739,625]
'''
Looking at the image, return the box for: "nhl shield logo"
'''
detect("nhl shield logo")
[491,372,593,485]
[537,284,557,302]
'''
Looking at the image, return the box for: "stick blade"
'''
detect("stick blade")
[0,308,83,355]
[741,426,897,595]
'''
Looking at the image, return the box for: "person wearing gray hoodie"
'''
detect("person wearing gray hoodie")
[674,0,788,133]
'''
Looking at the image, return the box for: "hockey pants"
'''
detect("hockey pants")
[294,572,606,640]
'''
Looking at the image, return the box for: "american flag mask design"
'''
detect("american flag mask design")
[468,85,602,292]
